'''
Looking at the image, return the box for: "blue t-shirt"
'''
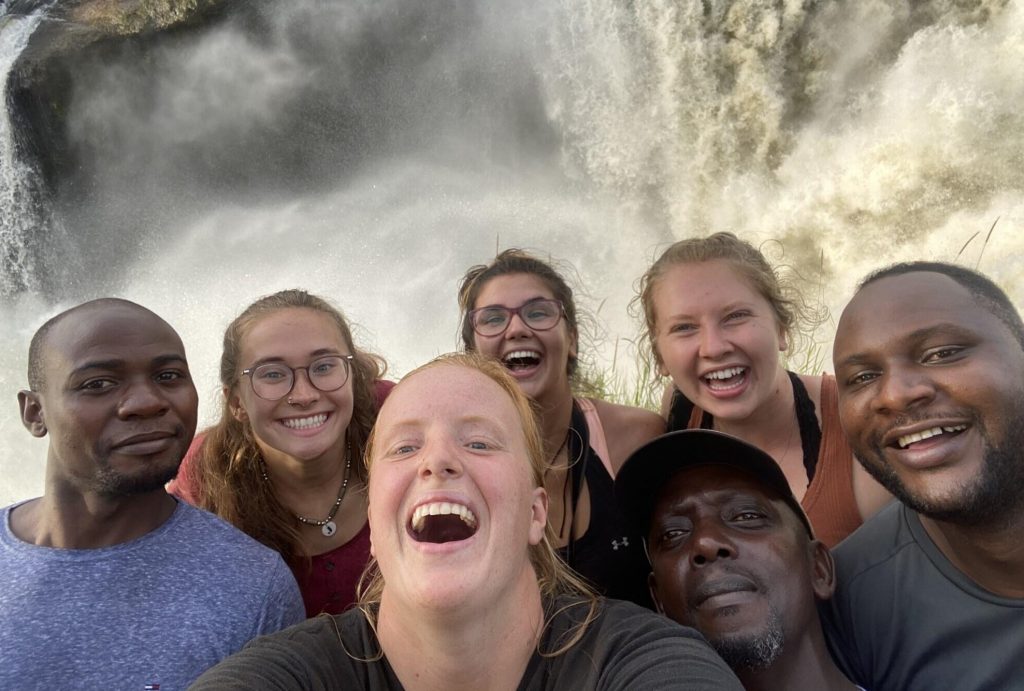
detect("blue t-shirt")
[0,499,305,690]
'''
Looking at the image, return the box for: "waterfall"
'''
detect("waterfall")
[0,5,47,297]
[1,0,1022,505]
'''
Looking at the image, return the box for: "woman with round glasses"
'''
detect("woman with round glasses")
[172,289,388,616]
[458,249,665,607]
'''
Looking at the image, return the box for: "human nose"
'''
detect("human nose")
[871,365,936,415]
[689,520,736,567]
[698,324,732,359]
[117,378,169,419]
[286,368,320,406]
[503,309,533,339]
[417,437,465,481]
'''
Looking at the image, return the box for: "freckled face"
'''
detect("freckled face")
[834,272,1024,521]
[471,273,576,403]
[367,364,547,612]
[652,260,786,420]
[230,308,354,468]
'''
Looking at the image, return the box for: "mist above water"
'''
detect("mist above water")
[1,0,1021,504]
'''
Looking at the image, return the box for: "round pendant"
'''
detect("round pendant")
[321,521,337,537]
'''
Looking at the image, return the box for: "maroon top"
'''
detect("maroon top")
[294,520,371,616]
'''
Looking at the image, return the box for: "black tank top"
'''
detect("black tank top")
[556,401,654,609]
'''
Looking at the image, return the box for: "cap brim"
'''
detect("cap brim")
[615,429,814,540]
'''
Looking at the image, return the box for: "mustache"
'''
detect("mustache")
[689,572,761,607]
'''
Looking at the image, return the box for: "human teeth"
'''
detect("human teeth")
[503,350,539,362]
[282,414,327,430]
[897,425,967,449]
[411,502,478,532]
[706,367,744,381]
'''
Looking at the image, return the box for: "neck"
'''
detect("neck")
[714,367,795,450]
[920,509,1024,598]
[739,627,856,691]
[535,386,574,467]
[377,571,544,691]
[22,479,177,549]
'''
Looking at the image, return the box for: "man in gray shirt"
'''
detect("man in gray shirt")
[0,298,304,690]
[828,262,1024,690]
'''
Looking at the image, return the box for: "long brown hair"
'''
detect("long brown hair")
[356,353,598,656]
[188,289,385,560]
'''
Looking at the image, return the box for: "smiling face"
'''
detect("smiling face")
[20,302,198,497]
[652,260,787,420]
[471,273,577,403]
[230,307,353,467]
[833,272,1024,524]
[646,465,831,672]
[367,363,547,612]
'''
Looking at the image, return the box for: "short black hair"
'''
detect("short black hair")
[27,298,148,391]
[859,262,1024,351]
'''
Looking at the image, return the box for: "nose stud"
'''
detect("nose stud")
[287,396,295,405]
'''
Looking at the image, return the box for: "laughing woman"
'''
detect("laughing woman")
[191,354,742,690]
[173,290,387,615]
[457,250,664,606]
[636,233,891,546]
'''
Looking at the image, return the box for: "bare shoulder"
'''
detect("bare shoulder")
[590,398,666,475]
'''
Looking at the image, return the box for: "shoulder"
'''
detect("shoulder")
[588,399,665,473]
[545,597,742,690]
[191,610,380,690]
[167,502,288,569]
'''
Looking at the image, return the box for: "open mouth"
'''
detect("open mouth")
[895,424,968,450]
[502,350,541,372]
[703,366,747,391]
[409,502,479,544]
[282,413,329,430]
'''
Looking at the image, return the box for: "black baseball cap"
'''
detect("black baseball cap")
[615,429,814,540]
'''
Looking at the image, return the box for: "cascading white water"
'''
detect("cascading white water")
[1,0,1022,505]
[0,6,46,297]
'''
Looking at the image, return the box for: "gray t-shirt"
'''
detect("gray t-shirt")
[0,500,305,691]
[191,595,743,690]
[823,502,1024,690]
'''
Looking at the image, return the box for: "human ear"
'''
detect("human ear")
[18,390,47,438]
[226,386,249,423]
[528,486,549,546]
[810,540,837,601]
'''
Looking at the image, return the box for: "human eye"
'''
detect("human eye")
[655,527,690,548]
[477,309,508,327]
[255,365,289,382]
[667,321,696,335]
[155,369,189,384]
[78,378,117,392]
[310,358,338,376]
[844,370,879,387]
[724,309,752,322]
[922,345,965,364]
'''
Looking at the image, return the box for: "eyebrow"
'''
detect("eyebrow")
[69,353,188,378]
[249,348,344,368]
[836,322,978,368]
[476,297,550,310]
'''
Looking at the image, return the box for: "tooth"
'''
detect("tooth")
[428,504,440,516]
[440,503,452,515]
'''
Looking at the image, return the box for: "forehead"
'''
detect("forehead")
[835,272,1014,359]
[377,365,524,433]
[654,260,767,310]
[243,308,346,349]
[45,304,183,369]
[475,273,556,307]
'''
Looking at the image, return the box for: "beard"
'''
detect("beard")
[92,455,182,498]
[708,605,785,672]
[858,393,1024,528]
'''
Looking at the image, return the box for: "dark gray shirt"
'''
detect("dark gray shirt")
[823,502,1024,691]
[191,596,743,690]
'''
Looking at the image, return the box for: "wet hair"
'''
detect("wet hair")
[356,352,598,656]
[187,289,386,562]
[635,232,821,370]
[859,261,1024,351]
[27,298,156,391]
[458,249,581,379]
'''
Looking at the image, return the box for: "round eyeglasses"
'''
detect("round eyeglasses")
[468,298,565,337]
[241,355,354,401]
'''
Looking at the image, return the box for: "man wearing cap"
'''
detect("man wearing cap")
[616,429,861,691]
[828,262,1024,690]
[0,298,305,689]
